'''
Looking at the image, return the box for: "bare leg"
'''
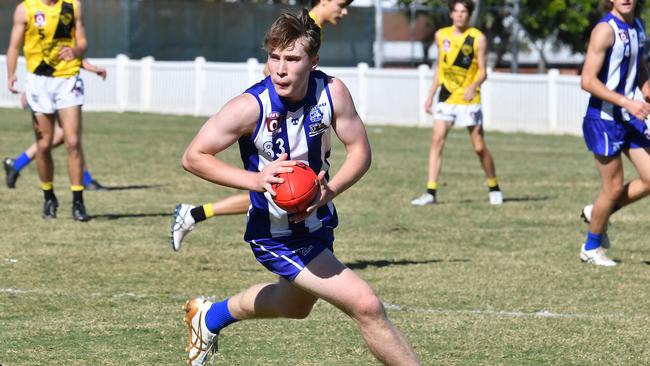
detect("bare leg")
[210,193,250,216]
[227,250,420,366]
[615,148,650,207]
[426,120,452,184]
[32,113,57,183]
[589,155,624,235]
[467,125,496,179]
[56,106,84,186]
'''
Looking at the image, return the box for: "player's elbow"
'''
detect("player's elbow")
[580,76,593,92]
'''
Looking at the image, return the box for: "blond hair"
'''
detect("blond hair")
[263,9,321,57]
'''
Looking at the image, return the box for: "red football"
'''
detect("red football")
[272,162,319,213]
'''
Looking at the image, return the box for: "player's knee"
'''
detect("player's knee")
[473,144,486,156]
[65,137,81,152]
[350,293,386,323]
[639,175,650,192]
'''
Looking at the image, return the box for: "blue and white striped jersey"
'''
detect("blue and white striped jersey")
[586,13,646,122]
[240,70,338,240]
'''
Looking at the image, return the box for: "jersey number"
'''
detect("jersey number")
[263,139,286,159]
[38,29,45,39]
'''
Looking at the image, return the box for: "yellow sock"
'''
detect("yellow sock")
[426,181,438,190]
[486,178,498,188]
[70,185,84,192]
[41,182,53,190]
[203,203,215,218]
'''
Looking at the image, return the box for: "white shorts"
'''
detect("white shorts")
[433,102,482,127]
[25,73,84,114]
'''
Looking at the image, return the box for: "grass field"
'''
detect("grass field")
[1,107,650,365]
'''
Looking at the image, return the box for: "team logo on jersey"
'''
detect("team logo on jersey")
[266,111,283,135]
[60,13,73,26]
[308,106,324,124]
[34,11,46,27]
[443,39,451,52]
[290,117,300,126]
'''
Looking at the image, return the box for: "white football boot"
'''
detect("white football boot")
[183,297,218,366]
[580,244,616,267]
[488,190,503,205]
[580,204,610,249]
[171,204,196,252]
[411,193,436,206]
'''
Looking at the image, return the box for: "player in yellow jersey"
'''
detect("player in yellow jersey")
[4,59,107,191]
[411,0,503,206]
[170,0,354,252]
[7,0,90,221]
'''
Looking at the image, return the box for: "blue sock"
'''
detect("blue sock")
[584,231,602,251]
[13,152,32,171]
[83,170,93,186]
[204,299,238,334]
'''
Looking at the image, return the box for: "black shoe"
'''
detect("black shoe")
[3,157,20,189]
[85,179,107,191]
[72,201,91,222]
[42,198,58,219]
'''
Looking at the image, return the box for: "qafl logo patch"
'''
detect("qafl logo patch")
[266,111,284,135]
[619,30,629,44]
[443,39,451,52]
[34,11,46,27]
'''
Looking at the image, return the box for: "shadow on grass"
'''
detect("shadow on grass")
[91,212,170,220]
[90,184,164,191]
[346,258,469,270]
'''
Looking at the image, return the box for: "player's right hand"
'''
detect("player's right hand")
[623,98,650,121]
[7,75,19,94]
[424,97,433,114]
[257,153,296,196]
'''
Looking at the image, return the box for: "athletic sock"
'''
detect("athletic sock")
[426,181,437,197]
[584,231,602,251]
[83,170,93,186]
[14,152,32,171]
[42,182,55,201]
[190,204,214,223]
[71,185,84,204]
[204,299,239,334]
[487,178,500,192]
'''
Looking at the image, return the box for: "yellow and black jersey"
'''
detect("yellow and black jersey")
[436,26,482,105]
[23,0,81,77]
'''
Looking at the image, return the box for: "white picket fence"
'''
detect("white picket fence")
[0,55,590,135]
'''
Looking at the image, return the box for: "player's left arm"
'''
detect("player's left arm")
[59,0,87,61]
[299,77,371,218]
[81,59,107,80]
[464,33,487,102]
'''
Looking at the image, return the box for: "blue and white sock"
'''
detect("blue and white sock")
[204,299,238,334]
[584,231,602,251]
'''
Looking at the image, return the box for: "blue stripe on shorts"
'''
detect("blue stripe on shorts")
[248,228,334,282]
[583,116,650,156]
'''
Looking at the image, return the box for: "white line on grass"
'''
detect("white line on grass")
[384,303,624,319]
[0,288,31,294]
